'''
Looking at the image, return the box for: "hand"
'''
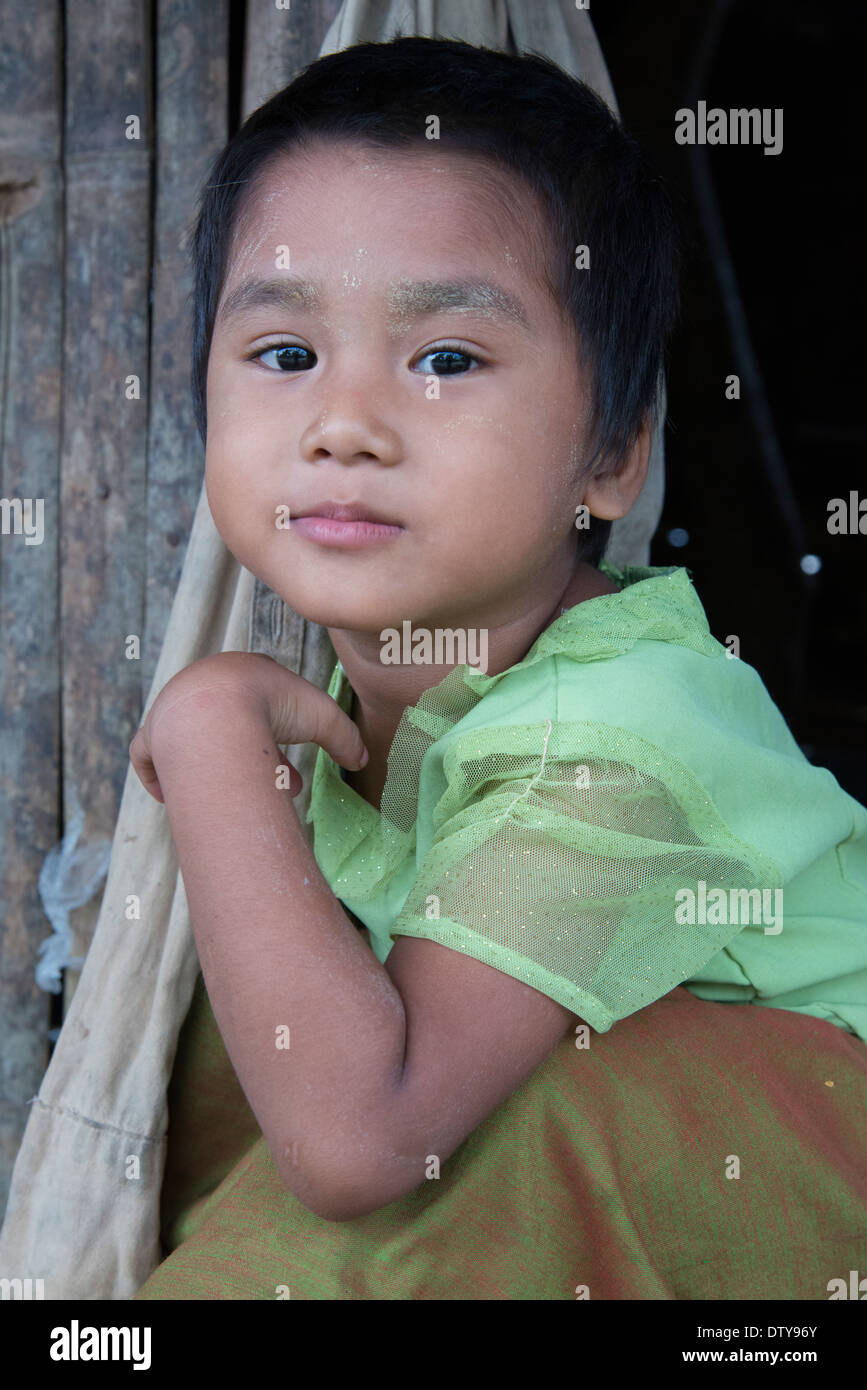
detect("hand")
[128,651,368,803]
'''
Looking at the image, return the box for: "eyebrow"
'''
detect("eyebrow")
[217,275,531,332]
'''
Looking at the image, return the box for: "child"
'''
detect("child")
[131,37,867,1300]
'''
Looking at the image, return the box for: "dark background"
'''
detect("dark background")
[593,0,866,802]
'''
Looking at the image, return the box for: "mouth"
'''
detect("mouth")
[289,500,405,549]
[293,500,400,525]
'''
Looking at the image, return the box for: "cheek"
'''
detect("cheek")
[204,433,258,546]
[203,454,234,543]
[432,406,575,531]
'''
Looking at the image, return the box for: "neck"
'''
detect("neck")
[329,558,618,807]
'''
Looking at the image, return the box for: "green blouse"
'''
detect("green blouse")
[306,562,867,1043]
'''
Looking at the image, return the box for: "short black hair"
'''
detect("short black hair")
[187,36,681,565]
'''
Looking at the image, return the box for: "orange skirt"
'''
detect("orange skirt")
[134,976,867,1300]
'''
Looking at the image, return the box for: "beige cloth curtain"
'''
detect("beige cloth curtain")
[0,0,666,1300]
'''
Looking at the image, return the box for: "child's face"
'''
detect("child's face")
[205,139,603,633]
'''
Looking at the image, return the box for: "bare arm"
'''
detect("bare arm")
[149,689,409,1220]
[150,688,580,1221]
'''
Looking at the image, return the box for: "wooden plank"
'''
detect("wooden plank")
[0,2,64,1218]
[143,0,231,698]
[59,1,152,1013]
[243,0,344,119]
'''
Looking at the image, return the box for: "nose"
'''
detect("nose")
[298,380,402,469]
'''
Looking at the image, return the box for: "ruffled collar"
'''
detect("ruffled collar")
[332,560,717,709]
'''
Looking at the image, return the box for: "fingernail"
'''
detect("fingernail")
[360,747,369,767]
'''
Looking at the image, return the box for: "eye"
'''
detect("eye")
[413,344,483,376]
[245,340,485,375]
[248,342,316,371]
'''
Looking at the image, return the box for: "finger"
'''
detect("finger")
[308,697,369,771]
[266,670,369,771]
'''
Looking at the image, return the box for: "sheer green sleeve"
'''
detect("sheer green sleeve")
[389,719,783,1031]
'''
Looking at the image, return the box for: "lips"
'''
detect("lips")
[293,500,400,525]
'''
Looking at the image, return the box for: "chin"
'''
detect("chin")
[259,584,387,635]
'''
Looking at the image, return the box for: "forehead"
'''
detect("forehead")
[221,138,557,307]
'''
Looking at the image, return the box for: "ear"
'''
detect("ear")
[581,418,652,521]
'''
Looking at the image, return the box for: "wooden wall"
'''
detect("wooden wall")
[0,0,342,1219]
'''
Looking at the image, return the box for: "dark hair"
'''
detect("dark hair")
[187,36,681,565]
